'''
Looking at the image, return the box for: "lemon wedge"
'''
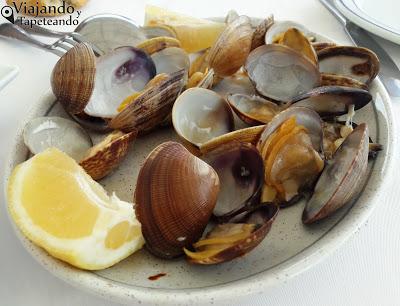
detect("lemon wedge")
[144,5,225,53]
[7,148,144,270]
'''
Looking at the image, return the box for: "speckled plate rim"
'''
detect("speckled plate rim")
[3,46,396,306]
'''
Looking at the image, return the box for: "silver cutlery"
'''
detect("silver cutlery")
[16,22,103,56]
[320,0,400,97]
[18,14,146,55]
[0,23,80,57]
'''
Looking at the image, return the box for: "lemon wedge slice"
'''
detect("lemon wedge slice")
[7,148,144,270]
[144,5,225,53]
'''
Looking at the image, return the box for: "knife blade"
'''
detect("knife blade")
[320,0,400,97]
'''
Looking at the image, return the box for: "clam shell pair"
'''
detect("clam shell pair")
[135,141,278,264]
[51,43,186,134]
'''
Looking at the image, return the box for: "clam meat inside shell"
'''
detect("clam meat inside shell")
[185,204,279,264]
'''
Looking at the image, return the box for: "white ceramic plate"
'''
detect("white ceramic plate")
[3,28,395,304]
[0,64,18,91]
[335,0,400,44]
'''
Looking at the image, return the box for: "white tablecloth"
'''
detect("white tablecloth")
[1,0,399,305]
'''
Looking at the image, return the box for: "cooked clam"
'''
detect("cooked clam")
[52,43,157,119]
[79,130,136,180]
[185,204,279,264]
[250,15,274,50]
[151,47,190,75]
[303,123,369,223]
[203,142,264,221]
[172,87,234,147]
[318,46,380,85]
[265,20,316,44]
[23,116,93,161]
[257,106,324,152]
[291,86,372,117]
[257,107,324,203]
[280,27,318,66]
[135,141,220,258]
[208,15,253,77]
[51,43,96,115]
[109,69,185,133]
[199,125,265,154]
[245,44,321,102]
[227,94,282,125]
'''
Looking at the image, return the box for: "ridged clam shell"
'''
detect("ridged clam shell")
[135,141,220,258]
[250,15,274,50]
[208,15,253,77]
[79,130,136,180]
[109,69,185,133]
[51,43,96,115]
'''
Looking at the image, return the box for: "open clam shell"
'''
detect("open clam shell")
[51,43,96,115]
[185,204,279,265]
[203,142,265,221]
[135,142,220,258]
[199,125,265,155]
[109,69,185,133]
[79,130,137,180]
[172,87,234,147]
[291,86,372,117]
[317,46,380,85]
[208,15,253,77]
[303,123,369,224]
[245,44,321,102]
[265,21,316,44]
[257,106,324,154]
[23,116,93,161]
[227,94,282,125]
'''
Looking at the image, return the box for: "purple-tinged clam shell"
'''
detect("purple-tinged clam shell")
[203,142,264,222]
